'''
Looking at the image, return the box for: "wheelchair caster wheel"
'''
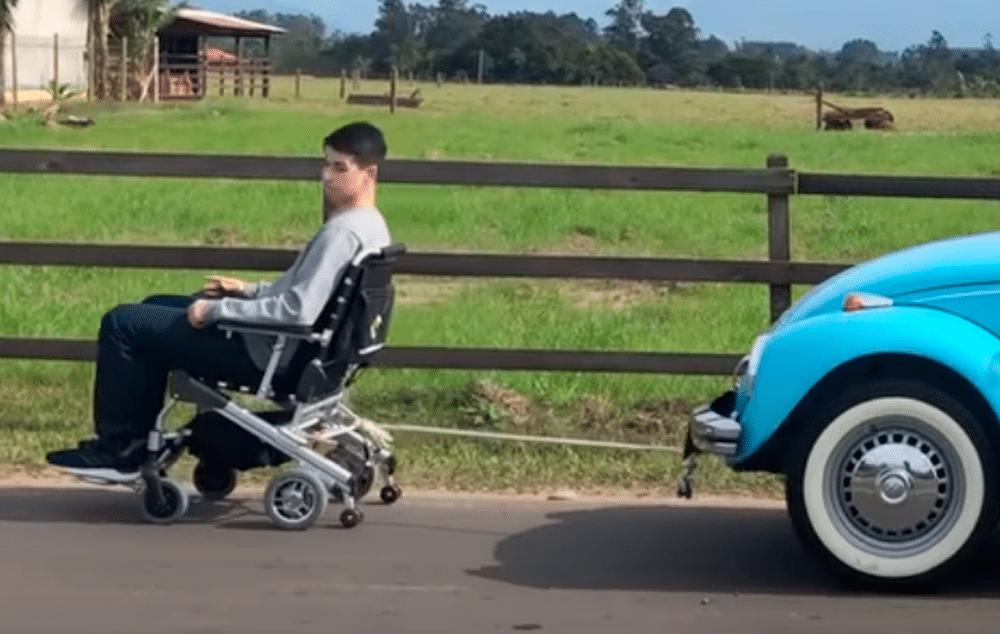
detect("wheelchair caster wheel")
[193,461,238,501]
[380,485,402,505]
[141,478,189,524]
[340,508,363,528]
[676,477,693,499]
[264,469,328,530]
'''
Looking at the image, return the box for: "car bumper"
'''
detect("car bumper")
[689,390,740,457]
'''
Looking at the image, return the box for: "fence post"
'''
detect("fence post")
[477,49,484,84]
[52,33,59,101]
[339,68,346,99]
[767,154,791,323]
[11,31,17,108]
[152,36,159,104]
[816,83,823,130]
[389,65,397,114]
[235,37,243,96]
[120,36,127,101]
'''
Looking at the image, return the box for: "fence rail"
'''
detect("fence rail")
[2,148,998,375]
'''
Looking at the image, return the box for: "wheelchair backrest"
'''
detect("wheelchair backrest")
[292,243,406,402]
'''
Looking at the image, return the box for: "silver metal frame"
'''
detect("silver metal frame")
[63,245,400,520]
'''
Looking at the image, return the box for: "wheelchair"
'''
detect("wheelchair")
[63,243,407,530]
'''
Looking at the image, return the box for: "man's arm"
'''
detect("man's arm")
[199,226,361,327]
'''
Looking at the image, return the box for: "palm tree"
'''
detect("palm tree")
[116,0,177,100]
[88,0,120,100]
[0,0,18,107]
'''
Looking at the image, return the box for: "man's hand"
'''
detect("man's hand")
[187,299,212,329]
[203,275,246,297]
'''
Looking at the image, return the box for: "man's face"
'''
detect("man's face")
[322,147,370,206]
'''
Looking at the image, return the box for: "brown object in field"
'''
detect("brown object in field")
[346,90,423,108]
[822,100,894,131]
[59,115,95,128]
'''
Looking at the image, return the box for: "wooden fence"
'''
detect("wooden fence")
[2,149,999,375]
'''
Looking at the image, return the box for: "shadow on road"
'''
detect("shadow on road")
[0,486,257,526]
[468,504,1000,597]
[0,485,393,529]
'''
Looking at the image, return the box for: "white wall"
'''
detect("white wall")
[4,0,89,92]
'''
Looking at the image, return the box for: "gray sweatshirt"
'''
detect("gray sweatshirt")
[204,206,392,370]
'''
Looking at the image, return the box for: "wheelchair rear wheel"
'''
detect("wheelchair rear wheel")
[264,469,328,530]
[193,461,238,501]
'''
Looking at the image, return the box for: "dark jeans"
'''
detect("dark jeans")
[93,294,263,442]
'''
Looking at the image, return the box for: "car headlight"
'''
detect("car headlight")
[734,334,769,393]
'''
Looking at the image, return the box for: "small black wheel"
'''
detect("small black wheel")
[380,485,402,505]
[193,461,238,501]
[676,478,692,499]
[340,508,363,528]
[141,478,189,524]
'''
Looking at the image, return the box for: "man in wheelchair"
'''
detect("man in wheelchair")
[47,122,395,489]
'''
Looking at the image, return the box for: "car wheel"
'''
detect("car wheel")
[786,379,998,588]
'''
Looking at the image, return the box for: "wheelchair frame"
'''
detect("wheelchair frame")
[62,245,406,530]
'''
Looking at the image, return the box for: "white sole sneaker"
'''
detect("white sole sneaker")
[61,467,142,485]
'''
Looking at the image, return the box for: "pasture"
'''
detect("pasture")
[1,80,999,495]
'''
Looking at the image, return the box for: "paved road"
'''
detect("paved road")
[3,483,1000,633]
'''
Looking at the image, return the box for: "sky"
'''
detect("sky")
[197,0,996,53]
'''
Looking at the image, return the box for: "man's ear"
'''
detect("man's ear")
[365,163,378,183]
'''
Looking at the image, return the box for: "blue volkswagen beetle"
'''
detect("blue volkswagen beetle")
[688,231,1000,587]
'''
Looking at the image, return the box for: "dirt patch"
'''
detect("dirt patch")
[1,89,56,105]
[471,379,532,426]
[395,276,473,305]
[575,396,690,445]
[396,276,677,310]
[564,279,677,309]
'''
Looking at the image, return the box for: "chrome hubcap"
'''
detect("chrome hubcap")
[836,428,953,544]
[275,480,315,520]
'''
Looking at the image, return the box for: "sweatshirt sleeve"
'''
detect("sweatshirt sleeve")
[241,281,270,298]
[204,226,361,327]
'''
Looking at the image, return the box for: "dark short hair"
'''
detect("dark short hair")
[324,122,387,167]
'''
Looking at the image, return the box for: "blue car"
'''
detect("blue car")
[689,231,1000,588]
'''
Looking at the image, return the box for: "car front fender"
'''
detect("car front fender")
[735,306,1000,463]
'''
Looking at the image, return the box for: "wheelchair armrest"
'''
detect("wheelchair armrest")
[216,321,323,341]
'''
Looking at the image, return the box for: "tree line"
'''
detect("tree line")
[239,0,1000,96]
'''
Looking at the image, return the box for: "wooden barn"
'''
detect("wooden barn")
[149,8,285,99]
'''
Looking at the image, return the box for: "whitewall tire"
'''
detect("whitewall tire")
[787,380,997,587]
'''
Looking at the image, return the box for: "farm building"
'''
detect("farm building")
[143,8,286,98]
[2,0,89,94]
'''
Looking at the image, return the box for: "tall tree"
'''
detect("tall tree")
[0,0,17,107]
[640,7,702,84]
[424,0,486,72]
[604,0,642,54]
[89,0,121,100]
[838,39,880,65]
[374,0,421,72]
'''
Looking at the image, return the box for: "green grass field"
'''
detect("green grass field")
[2,81,999,495]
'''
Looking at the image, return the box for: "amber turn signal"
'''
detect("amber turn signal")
[843,292,893,312]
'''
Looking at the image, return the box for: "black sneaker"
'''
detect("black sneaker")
[47,437,147,476]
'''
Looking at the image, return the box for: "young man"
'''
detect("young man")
[47,122,392,475]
